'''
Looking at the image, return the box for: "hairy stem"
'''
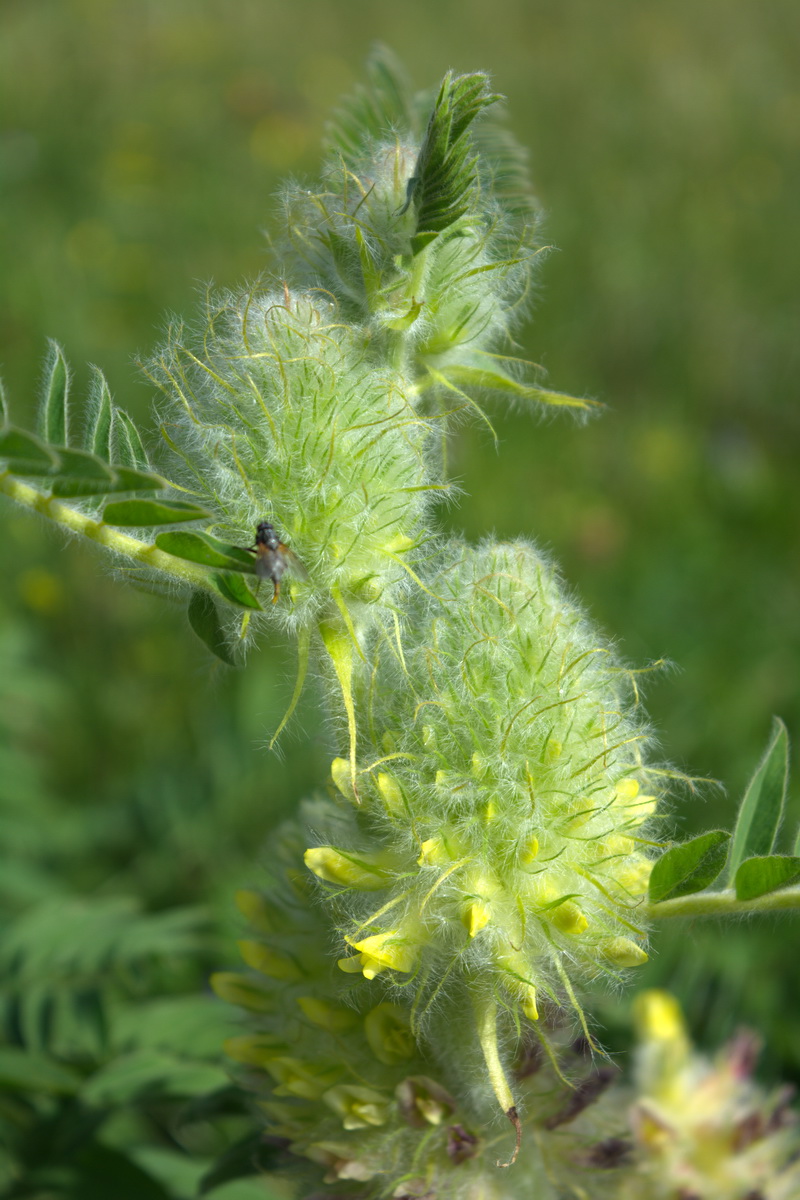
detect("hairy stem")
[647,885,800,920]
[0,470,216,593]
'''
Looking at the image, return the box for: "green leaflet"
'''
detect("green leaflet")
[648,831,731,903]
[0,425,61,471]
[211,571,262,610]
[102,498,211,526]
[727,717,789,883]
[39,339,70,446]
[734,855,800,901]
[187,590,236,665]
[47,447,115,496]
[106,466,168,493]
[1,425,167,496]
[409,71,500,255]
[156,529,257,573]
[87,367,113,458]
[113,408,150,470]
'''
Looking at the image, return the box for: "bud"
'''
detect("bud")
[322,1084,392,1130]
[304,846,391,890]
[364,1004,415,1065]
[237,939,304,982]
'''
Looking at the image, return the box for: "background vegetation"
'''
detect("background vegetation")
[1,0,798,1190]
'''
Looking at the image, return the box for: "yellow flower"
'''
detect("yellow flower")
[340,931,418,979]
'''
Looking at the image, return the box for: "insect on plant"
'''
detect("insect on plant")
[246,520,306,603]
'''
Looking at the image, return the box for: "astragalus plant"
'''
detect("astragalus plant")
[2,47,798,1200]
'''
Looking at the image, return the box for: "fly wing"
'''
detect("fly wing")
[282,544,309,581]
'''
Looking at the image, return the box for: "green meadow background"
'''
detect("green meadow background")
[1,0,798,1182]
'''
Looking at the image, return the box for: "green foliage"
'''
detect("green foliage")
[648,831,730,902]
[727,716,789,880]
[734,855,800,901]
[407,71,501,253]
[648,720,799,909]
[39,340,70,447]
[101,498,213,526]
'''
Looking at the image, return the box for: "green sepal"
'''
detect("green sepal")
[384,298,424,331]
[102,498,211,526]
[0,425,61,472]
[87,367,113,458]
[648,830,731,903]
[734,854,800,901]
[155,530,257,573]
[211,571,262,610]
[0,1046,81,1095]
[39,339,70,446]
[187,590,235,665]
[431,363,598,411]
[727,717,789,882]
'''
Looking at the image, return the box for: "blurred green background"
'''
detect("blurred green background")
[1,0,798,1130]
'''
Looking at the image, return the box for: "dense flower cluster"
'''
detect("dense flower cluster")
[306,543,656,1039]
[215,816,632,1199]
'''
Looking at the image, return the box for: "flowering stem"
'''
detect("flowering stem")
[647,885,800,920]
[0,470,216,593]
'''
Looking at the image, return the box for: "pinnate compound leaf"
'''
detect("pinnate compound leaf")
[39,339,70,445]
[648,830,731,903]
[187,591,235,665]
[410,72,501,254]
[156,530,257,573]
[727,717,789,883]
[0,1046,81,1094]
[0,425,61,471]
[87,367,113,458]
[102,498,211,526]
[734,855,800,901]
[211,571,262,610]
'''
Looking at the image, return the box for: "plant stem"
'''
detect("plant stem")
[0,470,215,593]
[647,885,800,920]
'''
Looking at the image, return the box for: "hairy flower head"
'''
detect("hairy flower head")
[150,290,439,637]
[307,542,658,1047]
